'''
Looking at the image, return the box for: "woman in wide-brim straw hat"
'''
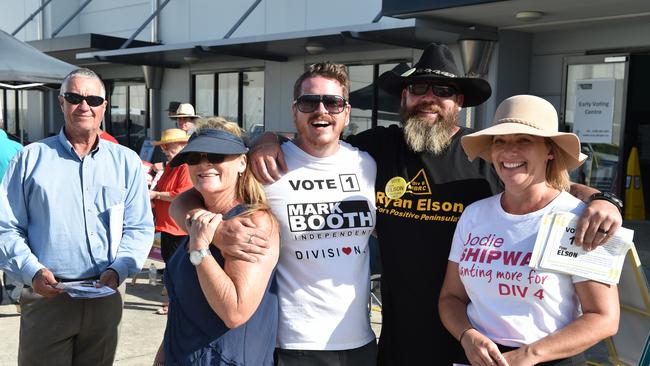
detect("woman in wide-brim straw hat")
[149,128,193,315]
[439,95,619,366]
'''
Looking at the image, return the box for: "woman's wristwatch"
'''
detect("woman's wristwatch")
[589,192,624,213]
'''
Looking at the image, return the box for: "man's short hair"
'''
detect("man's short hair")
[60,68,106,98]
[293,62,350,100]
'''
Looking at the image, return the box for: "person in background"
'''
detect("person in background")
[0,68,154,366]
[99,128,118,144]
[154,101,182,166]
[0,117,24,311]
[0,117,22,179]
[153,118,279,366]
[149,128,193,315]
[170,103,200,135]
[166,101,181,120]
[440,95,620,366]
[245,43,623,365]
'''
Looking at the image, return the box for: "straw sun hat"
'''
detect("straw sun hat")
[151,128,190,146]
[461,94,587,170]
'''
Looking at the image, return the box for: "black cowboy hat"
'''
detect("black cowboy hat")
[165,101,181,112]
[378,43,492,107]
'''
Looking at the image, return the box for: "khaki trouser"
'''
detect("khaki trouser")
[18,283,125,366]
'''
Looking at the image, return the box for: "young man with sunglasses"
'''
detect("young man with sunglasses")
[171,63,378,366]
[247,43,623,365]
[0,68,154,366]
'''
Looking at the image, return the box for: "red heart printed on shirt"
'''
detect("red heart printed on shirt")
[342,247,352,255]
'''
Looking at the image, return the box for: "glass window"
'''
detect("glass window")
[346,62,403,135]
[195,74,214,117]
[6,90,17,135]
[0,91,4,129]
[218,73,239,123]
[193,70,265,135]
[377,63,401,128]
[110,85,128,146]
[129,84,147,152]
[347,65,373,138]
[22,90,44,142]
[564,61,627,194]
[243,71,264,137]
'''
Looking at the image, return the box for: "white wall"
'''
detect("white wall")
[2,0,382,43]
[0,0,43,40]
[528,18,650,112]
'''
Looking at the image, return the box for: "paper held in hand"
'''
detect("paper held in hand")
[55,280,116,298]
[529,211,635,285]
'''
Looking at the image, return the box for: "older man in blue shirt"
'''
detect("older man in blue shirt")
[0,68,154,366]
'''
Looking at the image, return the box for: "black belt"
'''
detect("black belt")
[55,275,101,283]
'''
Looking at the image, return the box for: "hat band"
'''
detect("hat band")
[496,118,545,131]
[402,68,457,78]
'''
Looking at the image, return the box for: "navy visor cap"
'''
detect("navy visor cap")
[169,128,249,167]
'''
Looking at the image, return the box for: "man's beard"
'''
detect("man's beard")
[400,102,459,154]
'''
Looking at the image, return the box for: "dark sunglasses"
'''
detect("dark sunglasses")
[63,92,105,107]
[185,152,228,165]
[294,94,347,114]
[407,84,458,98]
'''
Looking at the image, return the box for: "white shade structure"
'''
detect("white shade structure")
[0,30,76,87]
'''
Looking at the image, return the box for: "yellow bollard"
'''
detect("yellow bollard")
[624,146,646,220]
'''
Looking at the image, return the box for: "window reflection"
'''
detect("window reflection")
[193,70,265,140]
[347,62,403,137]
[195,74,214,117]
[243,71,264,137]
[218,73,238,123]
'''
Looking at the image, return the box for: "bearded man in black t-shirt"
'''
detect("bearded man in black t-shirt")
[247,43,623,366]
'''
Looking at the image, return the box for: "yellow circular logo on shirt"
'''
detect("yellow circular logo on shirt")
[385,176,408,199]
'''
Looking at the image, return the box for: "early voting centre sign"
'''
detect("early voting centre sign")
[573,78,616,144]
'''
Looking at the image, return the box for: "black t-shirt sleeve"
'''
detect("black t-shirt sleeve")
[481,159,503,194]
[345,128,378,156]
[346,125,400,159]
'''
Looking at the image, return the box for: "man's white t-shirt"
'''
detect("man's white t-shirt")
[265,141,377,350]
[449,191,588,347]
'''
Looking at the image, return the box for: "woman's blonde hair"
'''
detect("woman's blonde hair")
[193,117,269,215]
[545,138,571,192]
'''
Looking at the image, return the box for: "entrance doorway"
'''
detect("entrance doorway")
[561,54,629,197]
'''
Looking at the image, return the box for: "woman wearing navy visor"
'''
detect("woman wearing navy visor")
[153,117,279,366]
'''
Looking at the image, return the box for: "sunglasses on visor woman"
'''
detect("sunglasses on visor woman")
[185,152,229,165]
[294,94,347,114]
[63,92,106,107]
[407,84,458,98]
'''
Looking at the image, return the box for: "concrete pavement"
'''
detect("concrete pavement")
[0,255,635,366]
[0,259,383,366]
[0,260,169,366]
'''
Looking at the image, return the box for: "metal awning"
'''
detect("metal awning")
[75,19,497,68]
[28,33,159,66]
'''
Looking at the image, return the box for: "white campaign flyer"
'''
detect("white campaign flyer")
[530,211,634,284]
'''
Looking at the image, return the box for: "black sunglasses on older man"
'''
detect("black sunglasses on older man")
[407,84,458,98]
[294,94,347,114]
[185,152,228,165]
[63,92,106,107]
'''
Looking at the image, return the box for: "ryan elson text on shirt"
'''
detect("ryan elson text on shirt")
[376,191,463,223]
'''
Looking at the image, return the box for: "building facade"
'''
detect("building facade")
[1,0,650,217]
